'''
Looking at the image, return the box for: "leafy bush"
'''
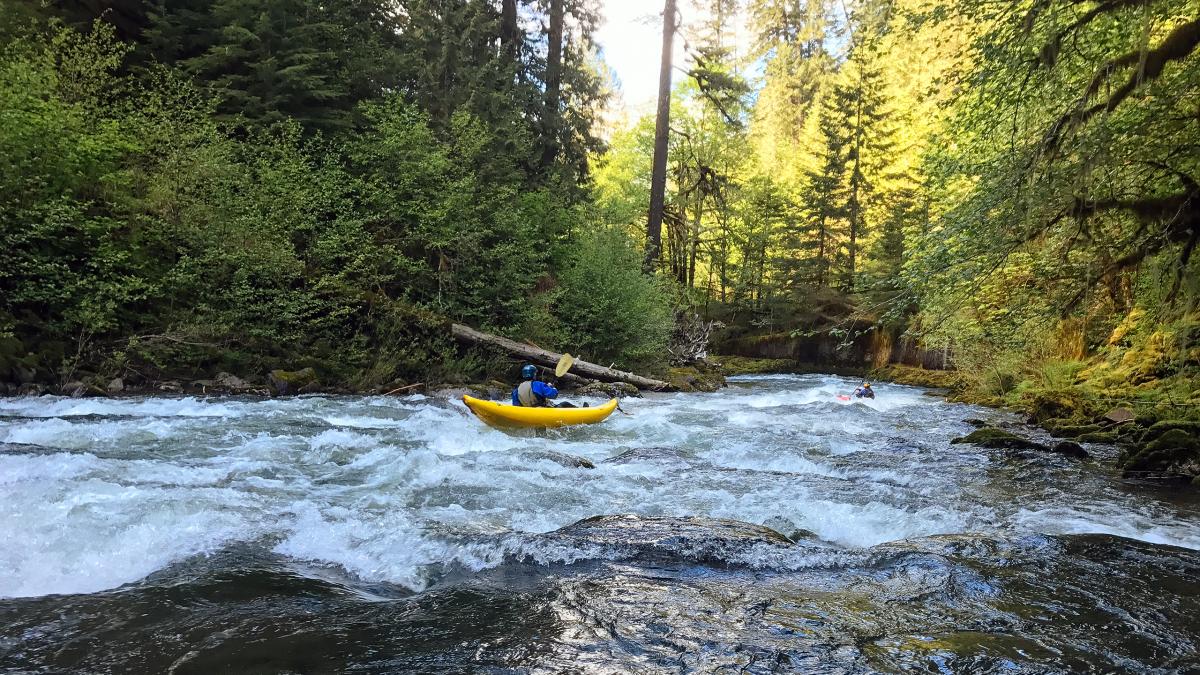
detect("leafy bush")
[555,228,673,370]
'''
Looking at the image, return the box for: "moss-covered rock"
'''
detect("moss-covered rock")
[872,364,963,390]
[950,428,1049,451]
[267,367,318,395]
[1045,422,1104,438]
[1120,428,1200,479]
[1140,420,1200,443]
[469,380,512,400]
[1076,431,1120,444]
[667,365,726,392]
[1027,392,1078,423]
[1135,411,1164,428]
[715,356,794,375]
[576,381,641,398]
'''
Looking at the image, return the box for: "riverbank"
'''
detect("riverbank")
[873,357,1200,487]
[0,357,732,400]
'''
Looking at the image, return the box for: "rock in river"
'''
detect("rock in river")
[538,514,796,568]
[950,427,1049,452]
[1051,441,1089,459]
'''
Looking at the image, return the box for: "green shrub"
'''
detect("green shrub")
[555,228,673,370]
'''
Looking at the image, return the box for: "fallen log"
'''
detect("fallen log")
[451,323,676,391]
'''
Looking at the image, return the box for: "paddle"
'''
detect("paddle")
[555,353,575,378]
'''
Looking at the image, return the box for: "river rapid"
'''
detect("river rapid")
[1,374,1198,673]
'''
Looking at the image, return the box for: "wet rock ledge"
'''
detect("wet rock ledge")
[951,428,1089,459]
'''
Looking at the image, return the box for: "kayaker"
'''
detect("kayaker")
[853,382,875,399]
[513,364,559,407]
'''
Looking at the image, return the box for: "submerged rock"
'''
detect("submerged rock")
[539,514,797,568]
[950,428,1049,451]
[603,446,692,466]
[532,450,595,469]
[560,514,791,544]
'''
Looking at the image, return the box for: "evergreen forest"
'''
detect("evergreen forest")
[1,0,1197,425]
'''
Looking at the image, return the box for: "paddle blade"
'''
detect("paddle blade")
[555,353,575,377]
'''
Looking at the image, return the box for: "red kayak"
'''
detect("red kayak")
[836,394,851,401]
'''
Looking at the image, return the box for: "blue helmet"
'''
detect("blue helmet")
[521,364,537,380]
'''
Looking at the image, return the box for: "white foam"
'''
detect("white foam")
[1010,506,1200,550]
[1,374,1198,599]
[0,472,256,597]
[0,396,241,419]
[0,417,181,449]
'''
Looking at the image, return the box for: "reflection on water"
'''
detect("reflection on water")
[1,374,1198,671]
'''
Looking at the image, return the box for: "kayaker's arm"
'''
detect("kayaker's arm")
[532,381,558,400]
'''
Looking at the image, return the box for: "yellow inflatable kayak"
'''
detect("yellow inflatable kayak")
[462,394,618,429]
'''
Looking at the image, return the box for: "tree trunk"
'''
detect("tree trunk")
[815,215,827,288]
[846,87,865,291]
[645,0,676,273]
[688,193,702,287]
[541,0,564,169]
[451,323,676,391]
[501,0,519,61]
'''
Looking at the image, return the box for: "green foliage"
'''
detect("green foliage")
[555,228,674,370]
[0,23,139,339]
[143,0,405,133]
[10,0,1196,399]
[0,15,632,386]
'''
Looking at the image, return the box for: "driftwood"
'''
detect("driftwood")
[668,311,723,365]
[451,323,676,391]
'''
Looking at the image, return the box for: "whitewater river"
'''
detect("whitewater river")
[1,374,1198,672]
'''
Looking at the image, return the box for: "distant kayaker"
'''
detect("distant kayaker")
[853,382,875,399]
[513,364,559,407]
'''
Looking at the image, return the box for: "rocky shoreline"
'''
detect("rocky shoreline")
[874,364,1200,488]
[0,358,738,401]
